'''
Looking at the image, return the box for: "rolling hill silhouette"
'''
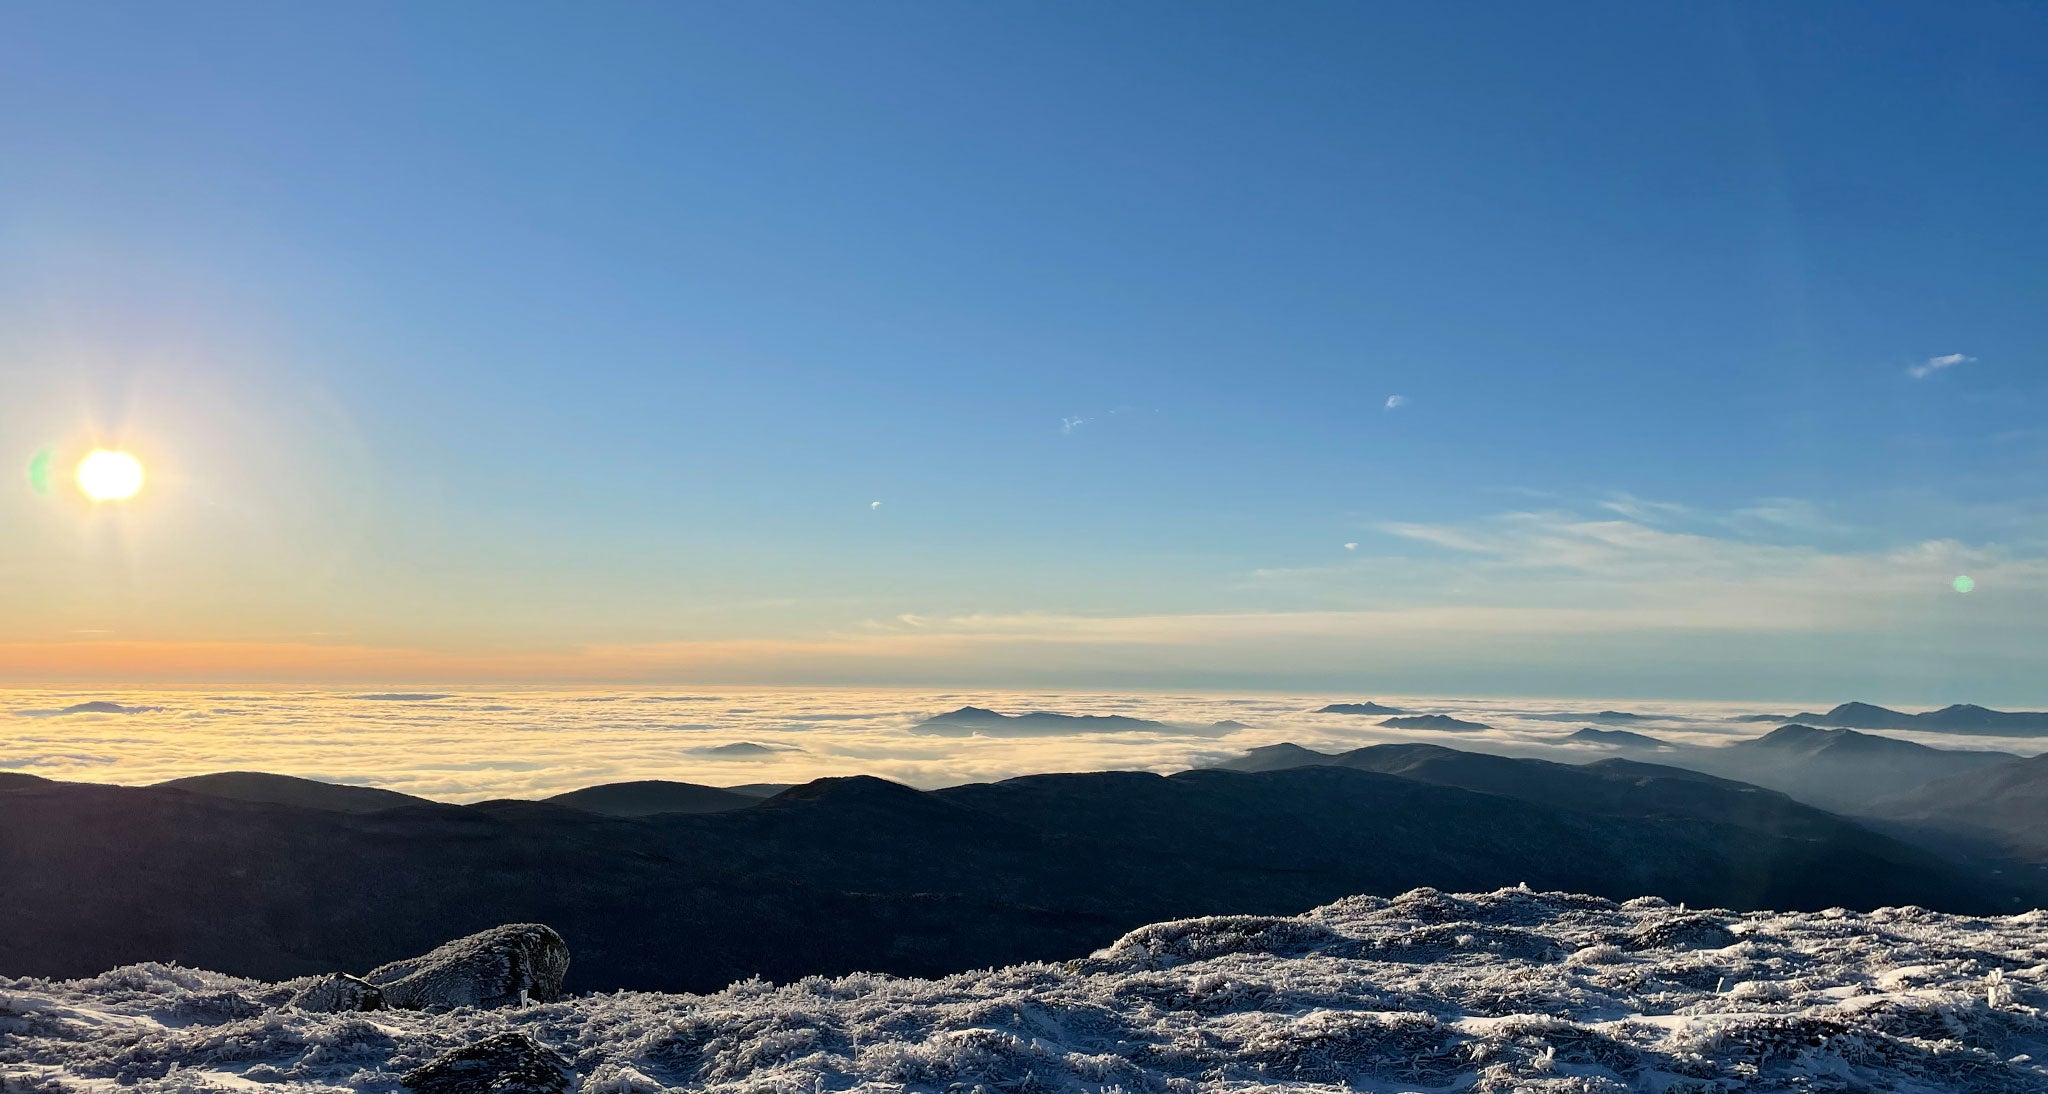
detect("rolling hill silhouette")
[154,772,437,813]
[2,751,2025,995]
[542,780,768,816]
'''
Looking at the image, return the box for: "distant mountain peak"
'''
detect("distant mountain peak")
[686,741,801,757]
[765,774,929,807]
[1210,743,1339,772]
[1758,723,1840,743]
[914,706,1169,738]
[1317,702,1407,715]
[1743,723,1982,761]
[935,705,1004,720]
[1825,702,1904,719]
[1379,714,1491,732]
[1565,727,1669,748]
[1750,724,1910,753]
[1790,702,2048,735]
[19,700,162,717]
[1241,742,1328,759]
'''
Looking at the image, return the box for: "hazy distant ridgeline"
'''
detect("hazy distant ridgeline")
[1764,701,2048,735]
[1393,723,2024,814]
[1865,753,2048,862]
[1237,730,2048,877]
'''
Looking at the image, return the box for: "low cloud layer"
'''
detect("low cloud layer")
[6,687,2043,804]
[17,701,163,718]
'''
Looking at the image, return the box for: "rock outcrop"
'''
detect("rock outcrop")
[403,1031,573,1094]
[367,923,569,1010]
[286,972,384,1012]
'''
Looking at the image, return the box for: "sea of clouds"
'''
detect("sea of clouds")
[5,687,2044,803]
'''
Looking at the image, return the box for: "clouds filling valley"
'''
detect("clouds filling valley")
[5,687,2045,803]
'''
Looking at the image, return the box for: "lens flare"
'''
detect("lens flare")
[26,447,53,495]
[76,450,145,501]
[1952,575,1975,594]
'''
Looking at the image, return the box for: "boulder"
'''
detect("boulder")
[168,990,267,1024]
[287,972,385,1013]
[1626,914,1738,952]
[402,1032,573,1094]
[367,923,569,1010]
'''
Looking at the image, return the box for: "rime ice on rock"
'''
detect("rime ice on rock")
[1625,912,1738,951]
[284,972,384,1012]
[366,923,569,1010]
[1085,914,1346,970]
[402,1031,573,1094]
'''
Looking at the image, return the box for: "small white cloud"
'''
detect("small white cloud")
[1599,493,1693,523]
[1343,542,1359,551]
[870,501,882,510]
[1908,353,1973,379]
[1061,415,1090,434]
[1385,395,1406,410]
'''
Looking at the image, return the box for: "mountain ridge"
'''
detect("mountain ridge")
[1865,753,2048,862]
[1379,713,1491,732]
[152,771,437,814]
[1779,701,2048,735]
[543,779,766,816]
[3,751,2023,994]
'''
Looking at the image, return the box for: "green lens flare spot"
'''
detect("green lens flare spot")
[1953,575,1975,594]
[26,447,52,495]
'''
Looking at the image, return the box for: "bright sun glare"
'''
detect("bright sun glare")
[76,449,145,501]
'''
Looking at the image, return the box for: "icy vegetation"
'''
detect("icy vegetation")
[6,889,2048,1093]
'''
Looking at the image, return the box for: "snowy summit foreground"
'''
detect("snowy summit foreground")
[4,888,2047,1093]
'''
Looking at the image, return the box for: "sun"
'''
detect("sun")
[76,449,145,501]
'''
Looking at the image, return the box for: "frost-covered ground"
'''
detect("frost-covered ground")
[6,888,2048,1093]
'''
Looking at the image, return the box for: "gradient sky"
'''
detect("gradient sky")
[2,2,2044,700]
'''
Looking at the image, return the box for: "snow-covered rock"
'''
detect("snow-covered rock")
[3,890,2046,1092]
[285,972,384,1013]
[366,923,570,1011]
[403,1031,573,1094]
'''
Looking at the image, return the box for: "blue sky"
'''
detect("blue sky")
[2,2,2044,700]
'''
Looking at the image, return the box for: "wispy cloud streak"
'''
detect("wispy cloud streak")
[1908,353,1973,379]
